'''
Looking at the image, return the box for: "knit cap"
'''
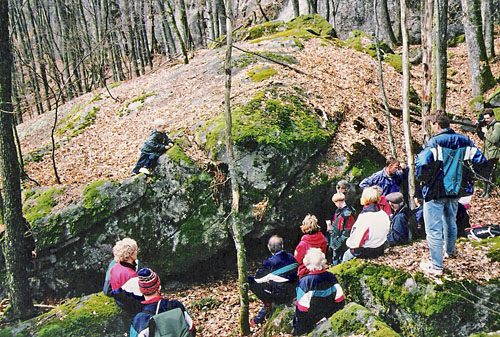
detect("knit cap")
[137,268,161,295]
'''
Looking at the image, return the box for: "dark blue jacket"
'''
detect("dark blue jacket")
[249,250,298,302]
[129,296,195,337]
[293,270,345,336]
[359,168,405,195]
[141,129,173,155]
[387,205,410,246]
[416,128,486,201]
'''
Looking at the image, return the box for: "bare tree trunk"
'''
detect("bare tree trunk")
[157,0,177,56]
[432,0,447,111]
[374,0,397,157]
[121,0,141,77]
[291,0,300,17]
[481,0,495,59]
[177,0,194,49]
[421,0,433,139]
[462,0,495,100]
[216,0,226,36]
[401,0,416,208]
[224,0,250,335]
[379,0,398,46]
[0,0,35,320]
[207,0,216,41]
[165,0,189,64]
[212,0,220,38]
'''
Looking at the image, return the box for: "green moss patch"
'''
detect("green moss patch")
[23,293,127,337]
[120,92,155,116]
[262,305,294,337]
[166,145,194,166]
[247,66,277,82]
[384,53,402,73]
[195,87,330,160]
[23,187,63,224]
[448,34,465,47]
[314,302,399,337]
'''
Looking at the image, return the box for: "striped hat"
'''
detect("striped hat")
[137,268,161,295]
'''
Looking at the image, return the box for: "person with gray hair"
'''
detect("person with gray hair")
[132,118,174,176]
[385,192,414,246]
[293,248,345,335]
[248,235,298,326]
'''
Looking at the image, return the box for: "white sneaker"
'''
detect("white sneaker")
[138,167,151,175]
[419,260,443,276]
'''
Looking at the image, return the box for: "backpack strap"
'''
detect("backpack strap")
[155,299,162,315]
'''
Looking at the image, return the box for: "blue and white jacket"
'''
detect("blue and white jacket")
[249,250,298,301]
[293,270,345,335]
[416,128,486,201]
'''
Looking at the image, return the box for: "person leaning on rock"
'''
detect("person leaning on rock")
[477,107,500,198]
[248,235,298,326]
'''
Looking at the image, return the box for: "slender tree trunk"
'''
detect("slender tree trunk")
[379,0,398,46]
[212,0,220,39]
[133,0,146,74]
[177,0,194,49]
[461,0,495,100]
[421,0,433,139]
[481,0,495,60]
[432,0,447,111]
[207,0,216,41]
[374,0,397,157]
[224,0,250,334]
[0,0,35,320]
[157,0,177,56]
[165,0,189,63]
[216,0,226,36]
[121,0,141,77]
[401,0,416,208]
[393,0,402,42]
[291,0,300,17]
[325,0,330,22]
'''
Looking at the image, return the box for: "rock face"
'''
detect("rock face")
[23,85,335,299]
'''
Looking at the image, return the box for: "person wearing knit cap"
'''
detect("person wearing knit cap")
[385,192,412,247]
[130,268,196,337]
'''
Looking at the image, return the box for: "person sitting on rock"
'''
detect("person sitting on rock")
[248,235,298,326]
[342,187,390,263]
[293,248,345,336]
[132,118,174,176]
[386,192,412,246]
[130,268,196,337]
[107,238,144,314]
[327,193,355,266]
[359,157,407,195]
[294,214,327,279]
[373,185,391,217]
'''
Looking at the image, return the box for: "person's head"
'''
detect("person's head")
[113,238,138,263]
[300,214,321,234]
[331,192,346,208]
[385,157,400,176]
[154,118,167,132]
[267,235,284,254]
[137,268,161,297]
[483,108,495,124]
[336,180,350,194]
[303,248,327,272]
[372,185,383,197]
[386,192,404,211]
[429,109,450,133]
[414,197,423,207]
[360,187,381,206]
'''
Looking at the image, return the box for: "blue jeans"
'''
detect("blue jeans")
[342,249,354,263]
[423,198,458,269]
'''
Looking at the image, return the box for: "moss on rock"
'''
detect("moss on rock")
[23,187,63,224]
[262,304,294,337]
[166,144,194,166]
[247,66,278,82]
[311,302,400,337]
[383,53,402,73]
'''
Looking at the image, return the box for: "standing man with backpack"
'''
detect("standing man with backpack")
[130,268,196,337]
[416,110,486,276]
[477,107,500,198]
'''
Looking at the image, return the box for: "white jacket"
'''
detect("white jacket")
[346,208,390,249]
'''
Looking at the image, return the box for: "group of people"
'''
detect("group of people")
[103,238,196,337]
[248,108,496,333]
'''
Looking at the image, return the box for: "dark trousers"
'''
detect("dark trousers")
[132,152,159,174]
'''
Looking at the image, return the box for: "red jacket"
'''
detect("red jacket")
[294,232,327,278]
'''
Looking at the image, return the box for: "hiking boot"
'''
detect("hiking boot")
[444,251,457,259]
[139,167,151,175]
[419,260,443,276]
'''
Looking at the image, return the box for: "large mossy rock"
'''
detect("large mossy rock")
[23,86,336,299]
[0,293,129,337]
[332,260,500,336]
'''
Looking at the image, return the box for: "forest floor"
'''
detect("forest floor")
[5,26,500,336]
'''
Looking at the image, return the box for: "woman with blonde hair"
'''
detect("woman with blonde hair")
[294,214,327,278]
[343,187,390,262]
[107,238,144,314]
